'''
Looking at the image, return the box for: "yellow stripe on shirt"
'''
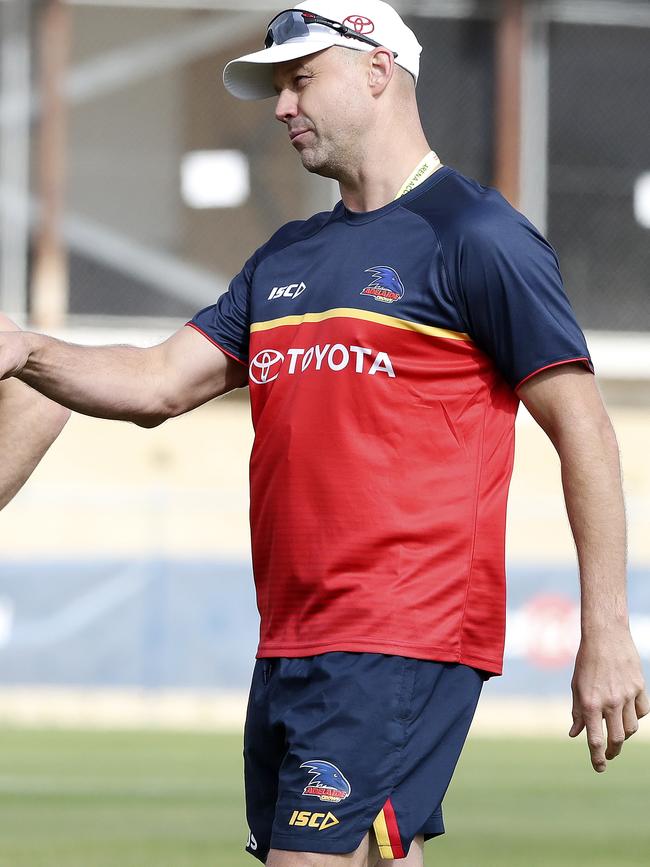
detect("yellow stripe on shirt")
[250,307,472,343]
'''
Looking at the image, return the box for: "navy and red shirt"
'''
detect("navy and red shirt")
[189,167,592,675]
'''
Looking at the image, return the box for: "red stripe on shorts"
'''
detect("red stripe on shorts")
[383,797,405,859]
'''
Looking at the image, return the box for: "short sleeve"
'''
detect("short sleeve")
[453,210,593,390]
[188,253,254,366]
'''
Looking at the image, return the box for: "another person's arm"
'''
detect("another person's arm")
[0,324,247,428]
[519,364,649,773]
[0,314,70,510]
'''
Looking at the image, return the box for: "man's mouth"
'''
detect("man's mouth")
[289,129,312,144]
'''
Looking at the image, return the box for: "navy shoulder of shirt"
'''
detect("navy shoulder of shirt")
[401,169,593,389]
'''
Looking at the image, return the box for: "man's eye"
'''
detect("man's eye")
[295,76,310,87]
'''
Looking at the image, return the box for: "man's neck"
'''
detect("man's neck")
[338,138,435,213]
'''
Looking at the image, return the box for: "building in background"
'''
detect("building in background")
[0,0,648,330]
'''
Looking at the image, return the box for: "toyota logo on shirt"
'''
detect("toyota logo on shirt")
[249,344,396,384]
[249,350,284,384]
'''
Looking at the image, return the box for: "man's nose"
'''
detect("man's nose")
[275,89,299,123]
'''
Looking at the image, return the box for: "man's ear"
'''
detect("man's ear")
[367,48,395,95]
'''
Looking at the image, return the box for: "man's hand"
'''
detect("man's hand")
[0,329,30,380]
[570,625,649,772]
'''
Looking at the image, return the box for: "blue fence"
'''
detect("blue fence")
[0,560,648,694]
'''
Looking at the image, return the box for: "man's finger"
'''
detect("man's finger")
[635,690,650,720]
[585,714,606,773]
[622,700,639,739]
[569,710,585,738]
[604,707,626,760]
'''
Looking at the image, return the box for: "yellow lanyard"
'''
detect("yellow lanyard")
[394,151,442,200]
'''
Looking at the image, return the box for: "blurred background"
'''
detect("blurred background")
[0,1,648,865]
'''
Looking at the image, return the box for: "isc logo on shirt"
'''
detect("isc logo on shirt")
[269,282,307,300]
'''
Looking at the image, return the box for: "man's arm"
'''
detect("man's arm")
[518,363,649,773]
[0,324,248,428]
[0,314,70,510]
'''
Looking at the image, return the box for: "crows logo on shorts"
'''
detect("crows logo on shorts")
[300,760,351,803]
[360,266,405,304]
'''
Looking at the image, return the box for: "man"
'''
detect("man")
[0,312,69,510]
[0,2,647,865]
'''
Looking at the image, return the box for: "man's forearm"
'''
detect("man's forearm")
[518,366,648,771]
[1,324,246,427]
[556,414,629,630]
[15,332,170,427]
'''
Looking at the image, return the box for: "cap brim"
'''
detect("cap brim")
[223,39,342,100]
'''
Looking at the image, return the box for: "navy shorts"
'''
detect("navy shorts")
[243,653,484,862]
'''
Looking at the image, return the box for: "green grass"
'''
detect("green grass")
[0,729,648,866]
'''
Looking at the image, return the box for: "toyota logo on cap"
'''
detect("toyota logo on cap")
[343,15,375,35]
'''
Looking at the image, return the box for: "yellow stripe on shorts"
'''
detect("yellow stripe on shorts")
[373,807,396,860]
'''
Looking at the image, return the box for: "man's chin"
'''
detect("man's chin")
[299,150,336,180]
[298,148,318,170]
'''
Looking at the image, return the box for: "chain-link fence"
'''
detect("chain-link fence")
[0,0,648,330]
[547,19,650,330]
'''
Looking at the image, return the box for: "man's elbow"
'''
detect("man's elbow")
[130,393,186,428]
[134,412,169,429]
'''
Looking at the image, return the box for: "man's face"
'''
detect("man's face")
[272,47,371,178]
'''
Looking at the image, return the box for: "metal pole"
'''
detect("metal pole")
[520,1,550,233]
[0,184,229,306]
[31,0,71,330]
[494,0,524,207]
[0,0,32,320]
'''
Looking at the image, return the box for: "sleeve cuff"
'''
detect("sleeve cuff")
[185,322,248,367]
[515,356,594,391]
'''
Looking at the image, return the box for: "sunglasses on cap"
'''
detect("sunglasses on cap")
[264,9,399,58]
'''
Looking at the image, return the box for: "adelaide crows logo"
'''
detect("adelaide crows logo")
[300,760,352,803]
[361,266,405,304]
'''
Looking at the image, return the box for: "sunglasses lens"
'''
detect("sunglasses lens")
[265,11,311,48]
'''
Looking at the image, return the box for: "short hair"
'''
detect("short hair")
[337,46,415,91]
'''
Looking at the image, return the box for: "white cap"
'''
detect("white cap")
[223,0,423,101]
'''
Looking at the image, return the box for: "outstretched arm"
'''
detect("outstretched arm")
[518,363,649,773]
[0,324,248,428]
[0,314,70,510]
